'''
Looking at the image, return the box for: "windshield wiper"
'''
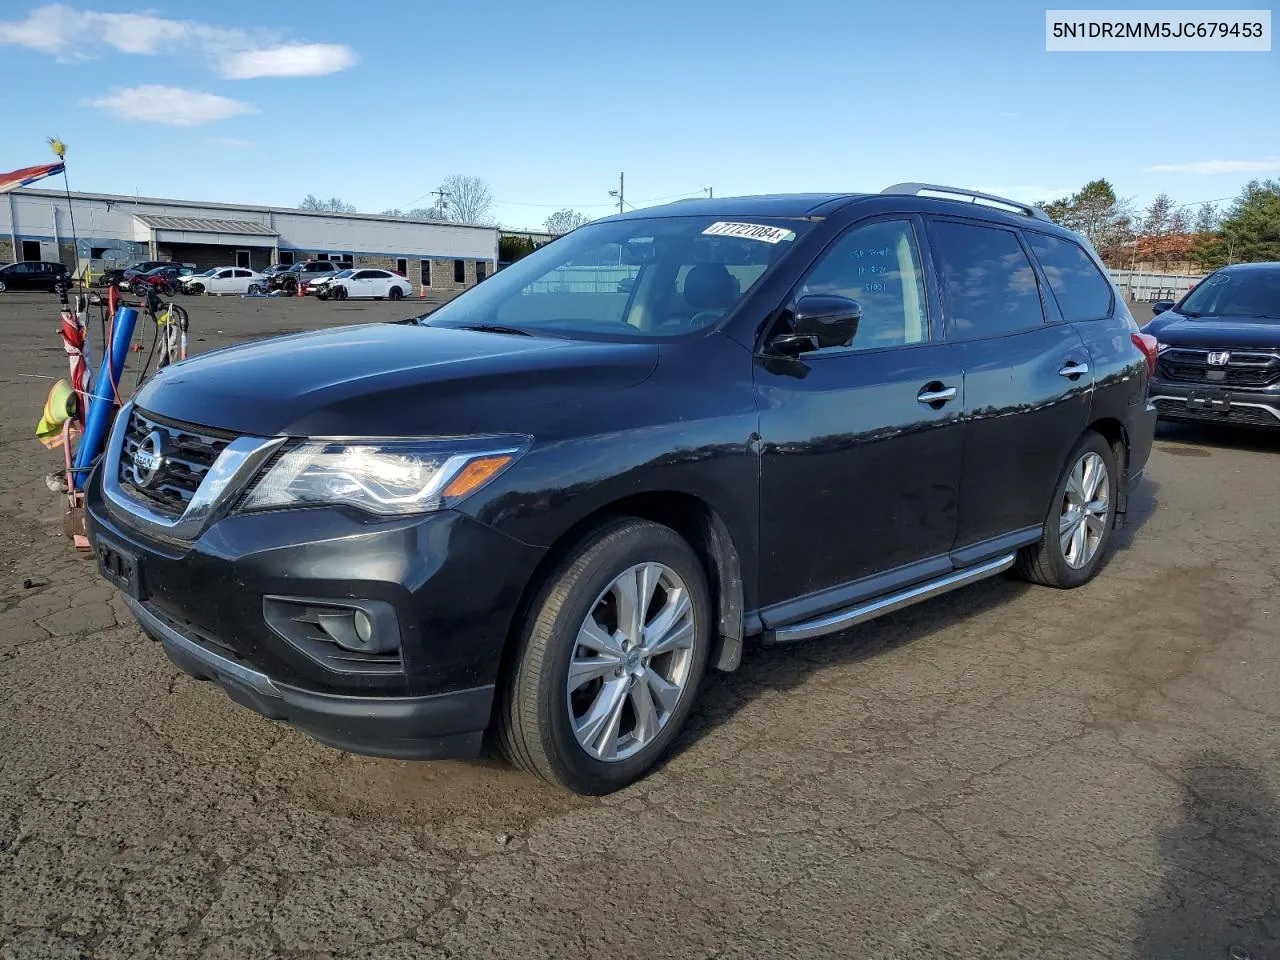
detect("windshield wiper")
[453,323,534,336]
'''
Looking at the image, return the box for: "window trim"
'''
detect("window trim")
[924,215,1051,343]
[1021,228,1115,323]
[762,214,939,358]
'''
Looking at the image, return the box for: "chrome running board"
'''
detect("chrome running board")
[769,553,1017,644]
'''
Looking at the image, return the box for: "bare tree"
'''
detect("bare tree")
[300,194,357,213]
[1140,193,1173,239]
[436,175,495,225]
[1193,201,1220,234]
[544,209,589,235]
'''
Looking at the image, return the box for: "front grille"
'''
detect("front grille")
[117,409,236,515]
[1158,348,1280,388]
[1154,397,1280,427]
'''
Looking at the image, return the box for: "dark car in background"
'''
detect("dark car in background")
[127,264,197,296]
[0,260,71,292]
[268,260,340,294]
[99,260,181,289]
[1144,262,1280,429]
[87,184,1157,795]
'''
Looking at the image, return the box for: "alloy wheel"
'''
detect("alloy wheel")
[1059,452,1110,569]
[566,562,696,762]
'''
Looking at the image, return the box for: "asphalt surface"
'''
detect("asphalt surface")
[1,291,1277,960]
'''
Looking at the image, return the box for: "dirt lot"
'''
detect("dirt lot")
[1,291,1278,960]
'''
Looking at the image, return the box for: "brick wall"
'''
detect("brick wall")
[57,242,76,268]
[0,238,12,263]
[353,255,397,271]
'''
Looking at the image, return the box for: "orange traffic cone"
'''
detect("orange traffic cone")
[296,281,304,298]
[419,284,426,299]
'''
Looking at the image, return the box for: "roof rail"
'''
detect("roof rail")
[881,183,1051,222]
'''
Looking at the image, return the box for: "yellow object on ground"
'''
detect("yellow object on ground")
[35,378,77,449]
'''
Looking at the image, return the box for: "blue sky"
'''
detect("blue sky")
[1,0,1276,229]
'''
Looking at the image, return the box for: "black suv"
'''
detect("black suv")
[86,184,1158,794]
[268,260,340,294]
[1144,262,1280,429]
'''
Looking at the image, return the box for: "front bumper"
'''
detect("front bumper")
[1150,379,1280,428]
[129,594,492,759]
[85,435,544,759]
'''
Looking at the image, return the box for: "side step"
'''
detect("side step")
[768,553,1017,644]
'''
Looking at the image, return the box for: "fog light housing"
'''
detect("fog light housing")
[263,596,403,675]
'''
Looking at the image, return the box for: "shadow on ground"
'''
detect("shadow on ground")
[1135,750,1280,960]
[1155,420,1280,456]
[674,475,1161,758]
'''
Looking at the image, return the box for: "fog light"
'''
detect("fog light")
[354,609,373,646]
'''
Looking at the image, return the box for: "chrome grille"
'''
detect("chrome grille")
[1157,348,1280,388]
[117,409,235,515]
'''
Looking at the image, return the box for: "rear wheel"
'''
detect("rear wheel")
[1016,431,1119,589]
[283,279,298,295]
[388,286,404,301]
[498,519,711,795]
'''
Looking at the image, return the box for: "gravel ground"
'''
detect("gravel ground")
[1,291,1277,960]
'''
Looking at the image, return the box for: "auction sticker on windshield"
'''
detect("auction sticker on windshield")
[702,222,795,243]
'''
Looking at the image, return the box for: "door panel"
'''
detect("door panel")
[755,217,963,612]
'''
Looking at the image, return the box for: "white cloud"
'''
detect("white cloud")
[221,43,357,79]
[1144,157,1280,175]
[0,4,355,78]
[206,136,254,148]
[86,86,254,126]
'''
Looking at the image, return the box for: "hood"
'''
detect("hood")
[134,322,658,436]
[1145,311,1280,349]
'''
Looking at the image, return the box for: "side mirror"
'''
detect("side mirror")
[772,295,862,355]
[1151,300,1175,315]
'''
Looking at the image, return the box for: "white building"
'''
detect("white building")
[2,188,501,291]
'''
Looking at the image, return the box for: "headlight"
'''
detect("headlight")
[240,437,528,516]
[1156,340,1170,354]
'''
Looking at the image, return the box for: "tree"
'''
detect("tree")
[1140,193,1172,239]
[544,209,589,235]
[499,235,536,263]
[435,174,494,225]
[1193,202,1220,235]
[299,194,357,214]
[380,207,439,219]
[1190,179,1280,269]
[1037,179,1135,263]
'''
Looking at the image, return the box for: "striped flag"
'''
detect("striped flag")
[0,161,66,194]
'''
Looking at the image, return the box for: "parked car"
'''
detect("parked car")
[323,268,413,301]
[0,260,70,292]
[262,263,295,279]
[98,260,176,288]
[128,264,197,296]
[1144,261,1280,429]
[308,269,352,298]
[87,184,1157,795]
[181,267,267,296]
[268,260,340,294]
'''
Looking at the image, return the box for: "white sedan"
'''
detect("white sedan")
[181,267,267,296]
[324,268,413,301]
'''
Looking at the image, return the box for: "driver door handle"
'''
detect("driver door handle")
[917,384,958,405]
[1058,360,1090,378]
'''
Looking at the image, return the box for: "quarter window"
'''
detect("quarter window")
[931,221,1045,339]
[796,219,929,351]
[1025,232,1113,322]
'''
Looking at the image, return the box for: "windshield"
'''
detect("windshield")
[424,216,808,340]
[196,268,217,277]
[1178,268,1280,319]
[332,269,354,279]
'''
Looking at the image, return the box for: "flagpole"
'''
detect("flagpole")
[49,139,81,292]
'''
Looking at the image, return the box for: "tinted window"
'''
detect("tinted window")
[233,269,251,277]
[1026,232,1112,321]
[1178,267,1280,320]
[931,221,1045,339]
[352,270,377,279]
[797,219,929,351]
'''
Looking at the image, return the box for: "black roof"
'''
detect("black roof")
[610,194,866,221]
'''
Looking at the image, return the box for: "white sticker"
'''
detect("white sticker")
[702,221,794,244]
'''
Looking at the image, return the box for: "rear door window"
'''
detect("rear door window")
[930,221,1046,340]
[1025,232,1113,321]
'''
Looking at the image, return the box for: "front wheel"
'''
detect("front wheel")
[1016,431,1119,589]
[331,285,348,301]
[0,280,6,292]
[247,283,263,295]
[188,282,205,295]
[498,519,711,795]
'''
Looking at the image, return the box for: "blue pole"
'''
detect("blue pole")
[72,305,138,489]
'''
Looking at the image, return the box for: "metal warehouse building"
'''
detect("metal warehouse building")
[1,189,500,292]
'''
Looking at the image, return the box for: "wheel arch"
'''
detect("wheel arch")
[1086,416,1130,516]
[497,491,747,696]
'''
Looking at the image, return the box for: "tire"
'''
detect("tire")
[1016,431,1119,589]
[247,283,263,295]
[161,280,178,297]
[0,280,6,292]
[388,286,404,301]
[283,279,298,295]
[332,285,348,301]
[316,289,329,301]
[188,283,205,295]
[498,518,712,795]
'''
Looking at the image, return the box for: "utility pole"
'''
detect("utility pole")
[705,186,713,199]
[608,173,624,215]
[430,188,450,218]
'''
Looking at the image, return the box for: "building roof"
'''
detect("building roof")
[135,214,279,236]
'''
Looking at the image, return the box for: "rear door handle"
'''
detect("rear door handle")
[917,384,958,405]
[1058,360,1090,378]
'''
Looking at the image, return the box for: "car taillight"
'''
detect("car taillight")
[1132,333,1158,377]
